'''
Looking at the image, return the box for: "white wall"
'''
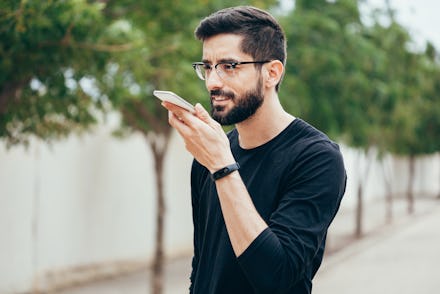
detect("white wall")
[340,145,440,210]
[0,122,193,293]
[0,120,438,293]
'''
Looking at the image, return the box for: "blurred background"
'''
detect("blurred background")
[1,0,439,293]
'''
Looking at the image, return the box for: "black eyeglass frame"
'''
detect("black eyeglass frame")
[192,60,271,81]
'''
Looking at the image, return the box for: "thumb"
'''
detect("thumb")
[195,103,212,123]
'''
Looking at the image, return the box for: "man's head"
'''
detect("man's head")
[195,6,286,75]
[194,6,286,125]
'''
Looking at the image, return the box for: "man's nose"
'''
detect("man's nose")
[205,69,224,91]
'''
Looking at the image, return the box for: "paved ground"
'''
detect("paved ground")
[60,197,440,294]
[59,257,191,294]
[313,201,440,294]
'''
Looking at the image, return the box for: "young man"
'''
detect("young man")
[162,6,346,294]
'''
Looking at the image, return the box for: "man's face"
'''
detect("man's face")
[202,34,265,125]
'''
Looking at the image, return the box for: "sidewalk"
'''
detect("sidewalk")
[59,256,192,294]
[60,197,440,294]
[313,200,440,294]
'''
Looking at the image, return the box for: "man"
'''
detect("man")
[162,6,346,294]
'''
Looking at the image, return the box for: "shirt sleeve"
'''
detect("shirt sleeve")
[237,141,346,293]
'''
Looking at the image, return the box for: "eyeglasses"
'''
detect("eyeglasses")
[192,61,271,81]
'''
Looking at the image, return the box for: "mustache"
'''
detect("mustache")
[210,89,235,99]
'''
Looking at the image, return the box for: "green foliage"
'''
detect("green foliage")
[363,15,440,156]
[387,49,440,155]
[1,0,439,158]
[278,0,440,157]
[281,0,374,141]
[0,0,112,145]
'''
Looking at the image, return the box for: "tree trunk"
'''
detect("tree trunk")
[355,180,363,238]
[152,150,165,294]
[382,156,393,224]
[385,184,393,224]
[407,155,415,214]
[354,148,374,239]
[121,101,172,294]
[438,154,440,199]
[148,132,171,294]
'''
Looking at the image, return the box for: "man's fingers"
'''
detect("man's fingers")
[194,103,223,131]
[162,101,185,115]
[194,103,211,123]
[162,102,195,122]
[168,110,193,136]
[163,101,222,136]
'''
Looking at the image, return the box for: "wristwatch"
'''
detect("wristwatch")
[210,162,240,181]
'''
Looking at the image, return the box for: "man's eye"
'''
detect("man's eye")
[222,63,236,71]
[202,64,212,70]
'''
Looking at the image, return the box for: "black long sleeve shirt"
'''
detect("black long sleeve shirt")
[189,119,347,294]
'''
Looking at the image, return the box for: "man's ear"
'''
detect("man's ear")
[263,60,284,88]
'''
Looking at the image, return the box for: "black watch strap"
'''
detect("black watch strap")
[211,162,240,181]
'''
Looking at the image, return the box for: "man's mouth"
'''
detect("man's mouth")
[211,96,230,102]
[210,90,234,102]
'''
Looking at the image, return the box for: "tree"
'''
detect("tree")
[1,2,139,293]
[96,3,204,292]
[365,1,440,214]
[386,42,440,213]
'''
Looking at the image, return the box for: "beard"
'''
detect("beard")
[210,77,264,126]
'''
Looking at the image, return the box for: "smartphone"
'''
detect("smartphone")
[153,90,195,113]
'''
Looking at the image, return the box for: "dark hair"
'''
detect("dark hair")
[195,6,287,91]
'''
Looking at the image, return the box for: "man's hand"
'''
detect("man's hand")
[162,102,235,173]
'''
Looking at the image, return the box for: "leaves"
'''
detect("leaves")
[279,0,440,156]
[0,0,110,144]
[0,0,439,157]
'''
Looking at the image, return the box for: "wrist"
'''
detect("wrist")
[210,162,240,181]
[208,154,236,174]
